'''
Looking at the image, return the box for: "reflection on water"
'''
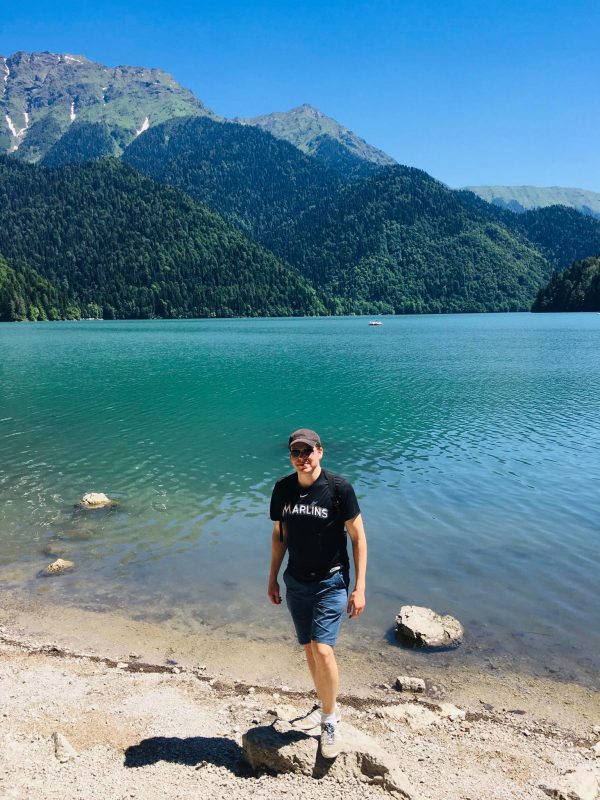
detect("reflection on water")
[0,314,599,685]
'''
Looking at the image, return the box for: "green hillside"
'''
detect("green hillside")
[237,104,396,178]
[532,255,600,312]
[0,156,325,319]
[0,253,78,321]
[123,115,344,242]
[268,166,550,314]
[1,51,215,162]
[465,185,600,219]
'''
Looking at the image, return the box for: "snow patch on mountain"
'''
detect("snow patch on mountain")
[135,116,150,137]
[70,100,76,122]
[5,110,30,152]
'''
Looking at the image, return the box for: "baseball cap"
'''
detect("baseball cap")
[288,428,321,449]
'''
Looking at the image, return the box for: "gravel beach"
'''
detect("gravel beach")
[1,594,598,800]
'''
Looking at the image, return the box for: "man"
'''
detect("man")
[267,428,367,759]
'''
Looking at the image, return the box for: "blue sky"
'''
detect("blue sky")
[2,0,598,190]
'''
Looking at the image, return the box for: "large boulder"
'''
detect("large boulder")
[242,717,416,798]
[395,605,463,649]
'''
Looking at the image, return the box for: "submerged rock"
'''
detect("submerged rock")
[41,558,75,576]
[395,605,463,649]
[77,492,115,509]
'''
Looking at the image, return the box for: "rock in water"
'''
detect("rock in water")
[53,731,77,762]
[78,492,113,508]
[41,558,75,576]
[395,605,463,649]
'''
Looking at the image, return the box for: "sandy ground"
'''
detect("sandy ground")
[1,597,599,800]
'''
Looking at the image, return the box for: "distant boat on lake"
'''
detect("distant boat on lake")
[368,320,383,326]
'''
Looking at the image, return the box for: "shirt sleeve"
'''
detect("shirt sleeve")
[340,480,360,522]
[270,480,283,520]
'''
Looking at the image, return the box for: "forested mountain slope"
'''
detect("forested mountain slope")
[0,253,77,321]
[123,115,344,242]
[267,166,550,314]
[532,255,600,312]
[0,157,325,318]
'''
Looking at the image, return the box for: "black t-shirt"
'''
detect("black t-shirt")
[270,469,360,582]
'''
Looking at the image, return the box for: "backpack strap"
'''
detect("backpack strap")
[323,469,342,524]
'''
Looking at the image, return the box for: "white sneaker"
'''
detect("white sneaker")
[292,704,341,732]
[320,721,342,759]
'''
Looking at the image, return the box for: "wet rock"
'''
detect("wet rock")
[395,676,425,693]
[395,605,463,649]
[77,492,114,509]
[540,765,599,800]
[242,719,416,798]
[53,731,77,763]
[40,559,75,576]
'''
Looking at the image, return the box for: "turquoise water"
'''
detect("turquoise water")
[0,314,598,683]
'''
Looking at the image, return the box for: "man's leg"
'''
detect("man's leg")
[302,642,320,702]
[308,641,338,714]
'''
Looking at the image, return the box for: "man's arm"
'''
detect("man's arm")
[268,521,287,604]
[345,514,367,618]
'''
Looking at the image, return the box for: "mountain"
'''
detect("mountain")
[465,185,600,219]
[458,192,600,272]
[267,165,550,314]
[123,115,344,242]
[0,156,326,318]
[237,104,396,178]
[0,253,77,321]
[0,51,215,162]
[123,116,600,314]
[532,255,600,311]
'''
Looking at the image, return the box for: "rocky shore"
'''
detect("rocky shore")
[0,595,598,800]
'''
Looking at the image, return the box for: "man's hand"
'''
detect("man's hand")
[347,589,365,618]
[268,578,282,605]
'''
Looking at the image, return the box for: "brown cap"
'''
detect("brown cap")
[288,428,321,449]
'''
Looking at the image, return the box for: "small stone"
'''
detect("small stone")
[41,558,75,576]
[523,728,531,737]
[116,662,128,670]
[248,687,255,694]
[129,653,140,660]
[592,725,600,735]
[53,731,77,763]
[395,676,426,693]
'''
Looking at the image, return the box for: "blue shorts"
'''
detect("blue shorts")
[283,569,349,646]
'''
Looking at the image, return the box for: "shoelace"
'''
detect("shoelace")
[322,722,336,743]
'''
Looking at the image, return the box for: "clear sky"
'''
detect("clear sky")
[1,0,598,190]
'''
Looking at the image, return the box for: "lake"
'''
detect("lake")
[0,314,598,685]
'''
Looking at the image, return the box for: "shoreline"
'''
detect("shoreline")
[1,594,599,800]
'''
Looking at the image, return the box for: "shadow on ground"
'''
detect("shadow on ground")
[124,735,249,774]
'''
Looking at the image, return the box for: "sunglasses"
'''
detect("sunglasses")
[290,447,315,458]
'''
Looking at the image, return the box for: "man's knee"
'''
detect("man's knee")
[311,641,335,662]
